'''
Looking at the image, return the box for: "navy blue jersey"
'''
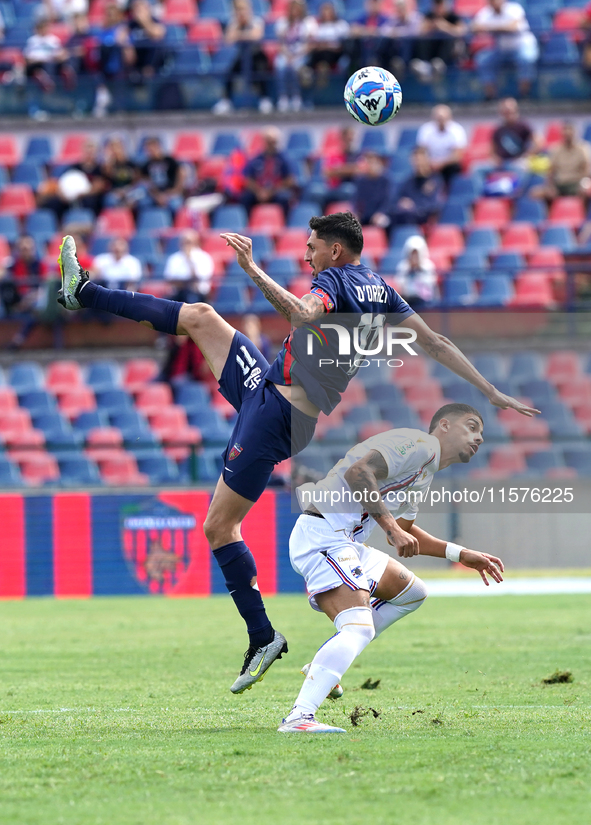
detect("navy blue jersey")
[265,263,415,414]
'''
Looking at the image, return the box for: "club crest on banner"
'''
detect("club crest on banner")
[122,498,196,594]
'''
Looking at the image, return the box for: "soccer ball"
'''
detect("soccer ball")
[344,66,402,127]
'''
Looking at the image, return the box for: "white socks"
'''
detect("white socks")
[286,606,375,720]
[371,575,428,638]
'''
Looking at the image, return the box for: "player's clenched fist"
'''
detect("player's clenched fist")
[387,529,420,558]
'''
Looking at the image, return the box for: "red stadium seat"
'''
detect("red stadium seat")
[501,223,538,253]
[339,378,367,412]
[572,402,591,434]
[96,208,135,238]
[319,128,342,158]
[462,122,494,169]
[57,134,88,165]
[362,226,388,258]
[546,350,582,383]
[0,184,36,217]
[198,157,227,187]
[510,273,555,308]
[122,358,160,393]
[187,19,223,45]
[0,409,35,438]
[246,132,266,157]
[16,452,60,486]
[0,237,10,264]
[135,383,174,412]
[325,201,352,215]
[544,120,564,149]
[48,22,73,43]
[0,136,19,166]
[558,378,591,408]
[497,406,551,439]
[527,247,564,268]
[358,420,394,441]
[202,232,240,264]
[472,198,511,229]
[547,197,585,229]
[248,203,285,232]
[97,452,149,486]
[0,387,18,412]
[429,248,452,273]
[172,132,205,163]
[58,388,96,419]
[85,427,124,459]
[88,0,107,26]
[287,276,312,298]
[268,0,290,21]
[163,0,197,25]
[553,9,586,40]
[404,381,446,413]
[427,224,464,256]
[391,356,431,388]
[488,447,527,475]
[275,228,309,257]
[148,407,202,460]
[4,428,46,452]
[455,0,487,18]
[46,361,84,394]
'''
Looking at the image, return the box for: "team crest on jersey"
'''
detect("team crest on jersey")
[228,443,243,460]
[395,440,415,456]
[310,286,334,311]
[350,566,364,579]
[121,498,196,594]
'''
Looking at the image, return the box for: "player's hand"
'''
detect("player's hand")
[220,233,255,271]
[459,549,504,586]
[387,528,420,558]
[486,387,540,417]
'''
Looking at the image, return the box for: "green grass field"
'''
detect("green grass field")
[0,593,589,825]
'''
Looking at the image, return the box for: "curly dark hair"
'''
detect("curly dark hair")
[308,212,364,256]
[428,403,484,433]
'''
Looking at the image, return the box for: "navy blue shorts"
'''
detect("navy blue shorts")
[217,331,317,502]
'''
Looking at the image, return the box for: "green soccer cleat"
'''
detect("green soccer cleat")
[57,235,89,310]
[231,631,288,694]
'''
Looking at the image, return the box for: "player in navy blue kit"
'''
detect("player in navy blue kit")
[57,213,539,693]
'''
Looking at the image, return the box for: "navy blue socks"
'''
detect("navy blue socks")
[213,540,274,649]
[79,282,182,336]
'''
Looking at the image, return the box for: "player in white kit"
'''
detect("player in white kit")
[278,403,505,733]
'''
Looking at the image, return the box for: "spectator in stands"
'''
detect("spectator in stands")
[24,17,77,93]
[491,98,539,165]
[127,0,166,82]
[102,136,140,207]
[379,0,422,77]
[530,122,591,202]
[471,0,539,99]
[323,126,358,192]
[163,230,214,302]
[92,2,135,116]
[240,127,296,216]
[350,0,391,68]
[353,152,392,226]
[91,237,142,289]
[0,236,45,317]
[410,0,466,82]
[386,146,445,231]
[274,0,318,113]
[307,2,350,87]
[43,0,88,22]
[71,139,108,215]
[66,12,92,76]
[242,313,272,362]
[140,136,185,213]
[393,235,439,310]
[212,0,273,116]
[416,104,466,185]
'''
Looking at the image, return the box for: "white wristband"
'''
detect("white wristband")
[445,542,463,563]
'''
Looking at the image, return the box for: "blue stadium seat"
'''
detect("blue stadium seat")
[108,410,155,448]
[474,276,513,306]
[438,203,470,226]
[137,455,181,484]
[360,130,389,155]
[526,449,565,473]
[540,401,584,437]
[294,446,335,475]
[58,456,102,486]
[211,132,242,156]
[24,136,52,164]
[12,162,44,188]
[174,46,209,74]
[540,32,579,66]
[4,22,34,46]
[164,24,187,44]
[454,249,488,270]
[86,361,120,392]
[318,423,358,444]
[266,256,299,284]
[439,381,485,406]
[187,408,233,442]
[518,379,557,406]
[25,209,57,242]
[72,410,109,434]
[514,197,546,225]
[526,10,552,35]
[200,0,231,23]
[390,225,422,249]
[211,44,238,73]
[447,174,481,205]
[224,261,253,286]
[137,207,171,233]
[286,131,314,160]
[0,214,20,243]
[191,446,224,481]
[213,283,250,314]
[466,228,500,251]
[472,354,505,384]
[210,204,248,231]
[163,236,181,255]
[490,251,525,272]
[18,390,58,415]
[0,167,8,188]
[90,237,112,256]
[386,405,422,429]
[129,235,161,264]
[249,233,274,261]
[0,456,24,487]
[174,381,210,409]
[442,277,475,306]
[563,447,591,476]
[94,389,134,414]
[508,352,543,383]
[396,127,418,150]
[248,291,276,314]
[584,123,591,145]
[540,225,576,251]
[343,404,382,425]
[63,207,95,226]
[288,201,322,228]
[366,384,404,405]
[9,362,44,393]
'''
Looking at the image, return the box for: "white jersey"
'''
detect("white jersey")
[296,428,440,543]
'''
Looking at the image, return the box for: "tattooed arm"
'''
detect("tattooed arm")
[403,314,540,417]
[344,450,419,557]
[221,232,326,326]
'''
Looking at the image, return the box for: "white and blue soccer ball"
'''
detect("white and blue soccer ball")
[344,66,402,127]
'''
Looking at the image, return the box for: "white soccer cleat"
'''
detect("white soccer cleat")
[57,235,89,311]
[278,713,346,734]
[301,663,344,699]
[230,631,288,694]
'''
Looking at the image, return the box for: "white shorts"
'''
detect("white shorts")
[289,514,391,612]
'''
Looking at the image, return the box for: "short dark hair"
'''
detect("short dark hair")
[429,403,483,433]
[308,212,364,256]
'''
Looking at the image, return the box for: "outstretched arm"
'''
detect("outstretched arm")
[403,314,540,417]
[221,232,326,326]
[397,518,504,586]
[343,450,419,557]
